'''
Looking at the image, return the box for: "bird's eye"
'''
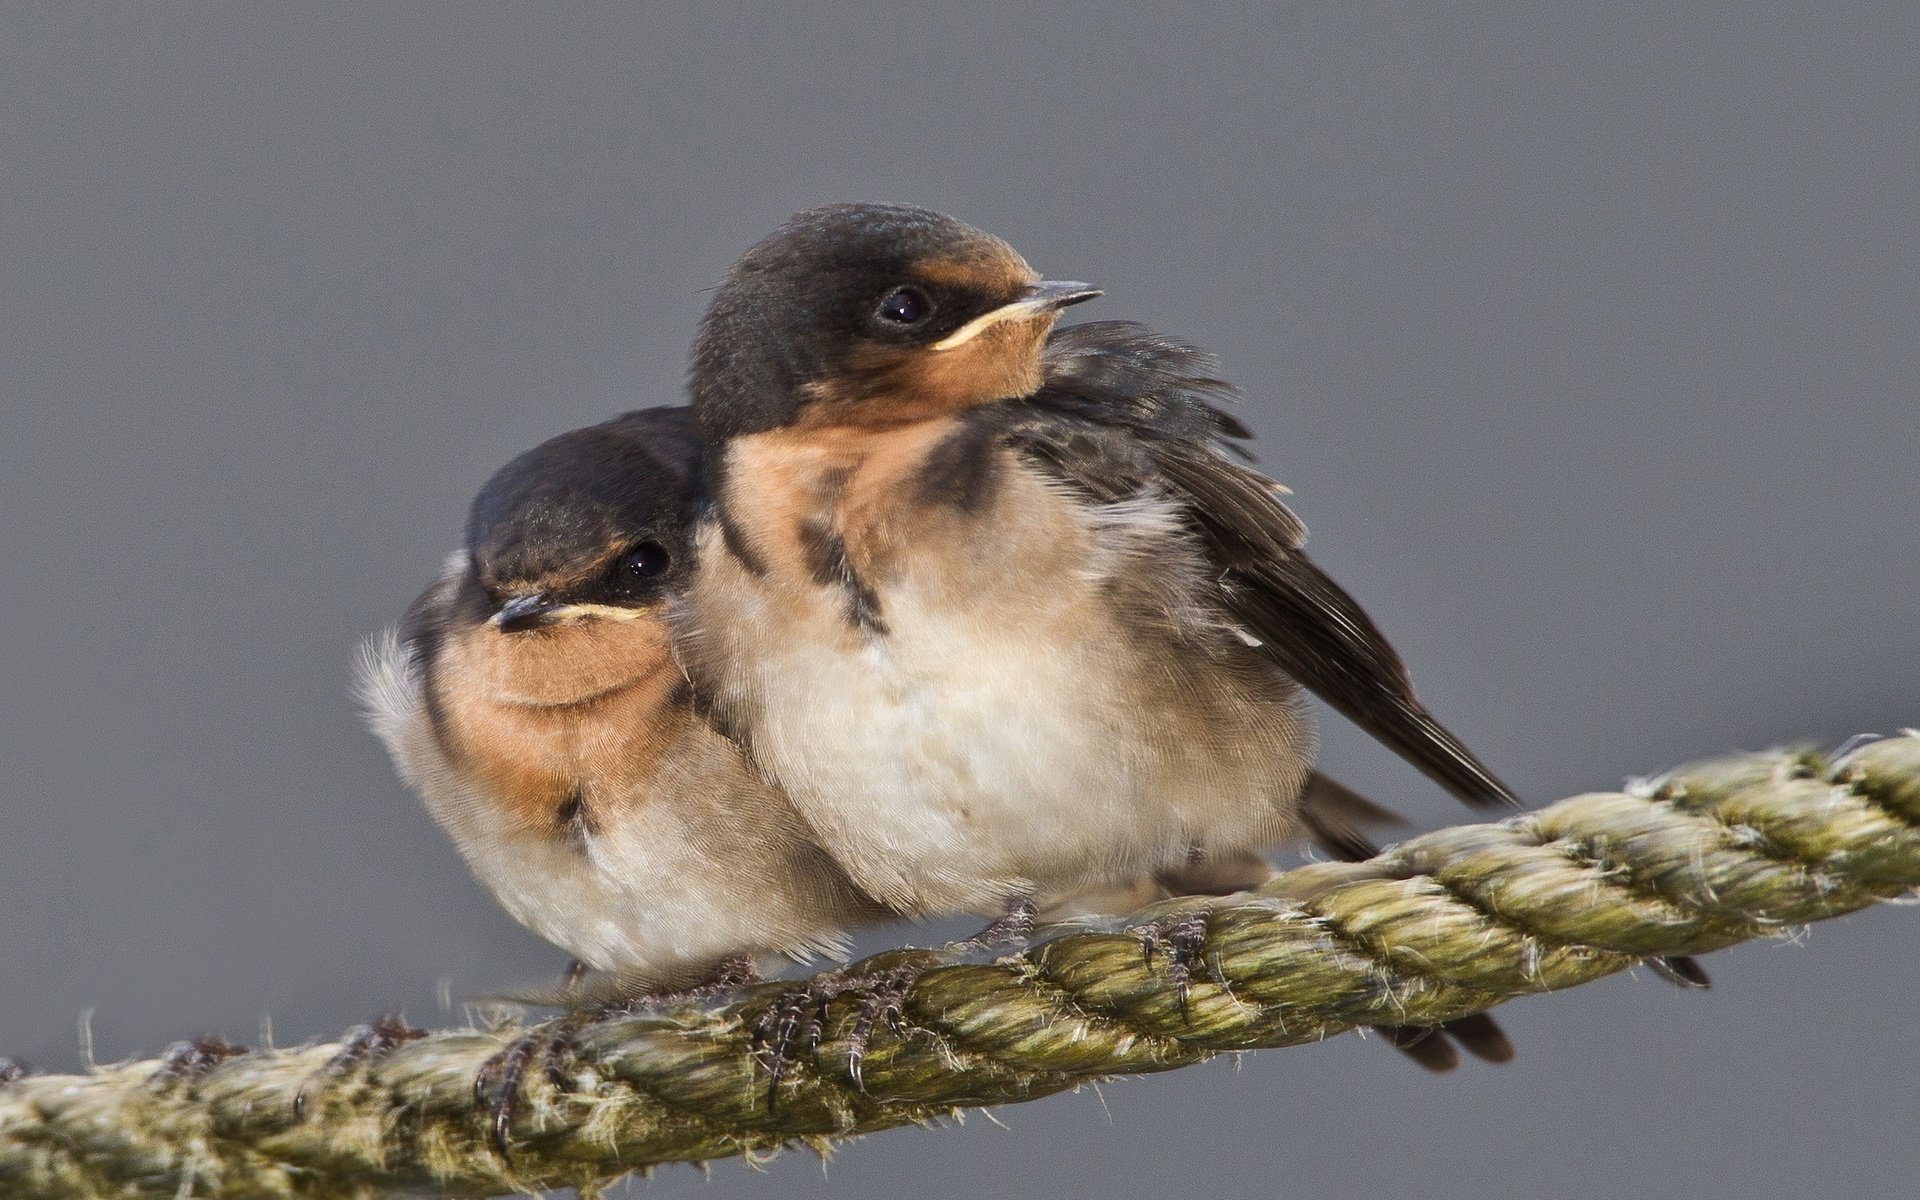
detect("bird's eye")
[623,541,672,580]
[875,287,932,326]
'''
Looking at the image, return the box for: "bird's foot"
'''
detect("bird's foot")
[747,976,836,1109]
[748,955,938,1103]
[473,1016,583,1159]
[745,898,1044,1108]
[959,897,1038,952]
[475,955,766,1154]
[645,953,761,1009]
[293,1012,426,1120]
[842,963,928,1092]
[1137,908,1213,1017]
[147,1034,248,1087]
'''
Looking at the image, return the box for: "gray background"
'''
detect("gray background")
[3,5,1916,1198]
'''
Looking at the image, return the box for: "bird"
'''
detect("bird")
[679,202,1515,932]
[674,204,1708,1073]
[361,406,888,993]
[358,406,905,1142]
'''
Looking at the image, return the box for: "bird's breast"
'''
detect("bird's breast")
[368,631,864,977]
[685,423,1312,914]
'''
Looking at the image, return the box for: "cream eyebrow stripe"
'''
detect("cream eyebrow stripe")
[549,603,652,622]
[930,298,1042,351]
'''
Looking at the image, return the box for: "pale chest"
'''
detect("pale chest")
[683,427,1311,914]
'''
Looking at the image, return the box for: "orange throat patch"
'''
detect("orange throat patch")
[426,616,689,835]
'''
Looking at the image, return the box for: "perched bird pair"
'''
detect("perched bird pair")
[363,204,1703,1132]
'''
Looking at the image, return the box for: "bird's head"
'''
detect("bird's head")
[690,203,1099,437]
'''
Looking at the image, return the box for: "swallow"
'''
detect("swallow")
[678,202,1514,928]
[360,406,888,991]
[357,406,903,1144]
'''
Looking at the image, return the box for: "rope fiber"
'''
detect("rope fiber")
[2,735,1916,1199]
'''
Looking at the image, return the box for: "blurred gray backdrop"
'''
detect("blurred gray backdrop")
[3,5,1916,1198]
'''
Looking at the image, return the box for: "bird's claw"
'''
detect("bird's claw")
[473,1019,579,1159]
[748,960,934,1101]
[844,965,925,1092]
[747,979,834,1109]
[961,897,1038,951]
[294,1012,426,1120]
[1138,909,1213,1017]
[147,1034,247,1088]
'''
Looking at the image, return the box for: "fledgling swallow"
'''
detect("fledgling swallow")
[678,202,1514,927]
[359,407,888,993]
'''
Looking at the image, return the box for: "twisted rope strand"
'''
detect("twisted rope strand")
[2,736,1916,1199]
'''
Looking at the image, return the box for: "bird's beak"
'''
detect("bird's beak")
[1021,279,1104,312]
[492,593,561,633]
[931,280,1102,351]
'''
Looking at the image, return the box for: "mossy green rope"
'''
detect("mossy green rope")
[3,736,1916,1199]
